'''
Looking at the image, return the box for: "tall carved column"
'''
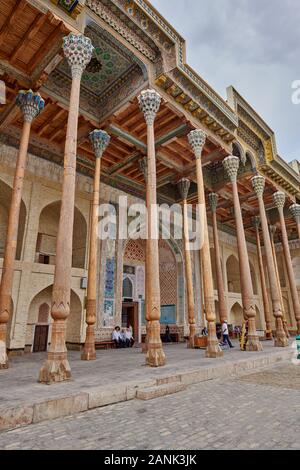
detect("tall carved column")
[0,90,44,369]
[138,90,165,367]
[139,156,149,353]
[273,192,300,334]
[82,130,110,361]
[290,204,300,241]
[251,216,273,339]
[188,130,222,358]
[178,178,196,348]
[223,156,262,351]
[39,34,93,383]
[269,225,290,338]
[208,193,228,324]
[251,176,288,346]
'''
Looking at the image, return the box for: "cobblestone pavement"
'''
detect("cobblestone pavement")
[0,363,299,450]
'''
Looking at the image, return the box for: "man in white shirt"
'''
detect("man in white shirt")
[112,326,122,348]
[125,328,134,348]
[222,321,234,348]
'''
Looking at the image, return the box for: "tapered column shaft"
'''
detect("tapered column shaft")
[223,157,262,351]
[188,130,222,358]
[39,34,93,383]
[82,130,110,360]
[178,179,196,348]
[269,225,290,338]
[138,90,165,367]
[0,90,44,369]
[209,193,228,324]
[290,204,300,242]
[251,177,288,346]
[274,193,300,333]
[139,157,149,353]
[251,217,272,338]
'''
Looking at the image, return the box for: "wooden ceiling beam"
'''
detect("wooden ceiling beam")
[27,23,63,74]
[0,0,27,48]
[10,13,46,64]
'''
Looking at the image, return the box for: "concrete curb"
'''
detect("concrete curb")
[0,349,293,432]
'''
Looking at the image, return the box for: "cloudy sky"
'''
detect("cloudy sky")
[150,0,300,163]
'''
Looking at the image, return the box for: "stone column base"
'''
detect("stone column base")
[187,325,196,349]
[39,354,71,384]
[81,325,96,361]
[246,335,263,351]
[205,338,223,358]
[145,321,166,367]
[274,334,289,348]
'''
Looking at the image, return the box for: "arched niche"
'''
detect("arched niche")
[232,141,246,165]
[26,285,83,349]
[230,302,244,326]
[226,255,241,293]
[36,201,87,268]
[123,276,134,300]
[0,179,26,260]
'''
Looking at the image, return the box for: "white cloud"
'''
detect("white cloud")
[150,0,300,161]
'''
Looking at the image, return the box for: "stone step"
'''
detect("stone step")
[136,382,186,401]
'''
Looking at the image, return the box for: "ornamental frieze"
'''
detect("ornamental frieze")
[85,0,158,61]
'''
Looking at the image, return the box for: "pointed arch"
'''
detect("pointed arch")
[36,201,87,268]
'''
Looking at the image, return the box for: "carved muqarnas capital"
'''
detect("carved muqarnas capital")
[16,90,45,123]
[89,130,110,158]
[63,33,94,78]
[208,193,218,213]
[223,155,239,183]
[290,203,300,223]
[273,191,286,210]
[138,89,161,126]
[139,157,148,183]
[251,175,265,198]
[251,216,260,229]
[188,129,206,159]
[177,178,191,201]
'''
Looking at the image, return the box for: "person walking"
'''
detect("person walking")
[222,320,234,349]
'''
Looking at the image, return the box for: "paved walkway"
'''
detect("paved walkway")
[0,362,299,450]
[0,341,294,406]
[0,341,296,432]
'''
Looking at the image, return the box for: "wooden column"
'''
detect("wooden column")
[208,193,228,324]
[223,156,262,351]
[269,225,290,339]
[188,130,223,358]
[138,89,165,367]
[178,178,196,348]
[82,130,110,361]
[290,204,300,241]
[251,216,273,339]
[273,192,300,334]
[0,90,44,369]
[139,156,149,354]
[251,177,287,346]
[39,34,93,383]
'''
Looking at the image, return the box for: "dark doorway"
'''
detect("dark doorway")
[33,325,49,352]
[122,302,139,341]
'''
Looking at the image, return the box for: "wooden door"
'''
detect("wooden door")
[122,302,139,341]
[33,325,49,352]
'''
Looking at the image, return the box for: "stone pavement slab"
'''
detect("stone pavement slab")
[0,362,298,450]
[0,341,295,431]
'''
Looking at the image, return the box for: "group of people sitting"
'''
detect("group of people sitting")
[112,326,135,348]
